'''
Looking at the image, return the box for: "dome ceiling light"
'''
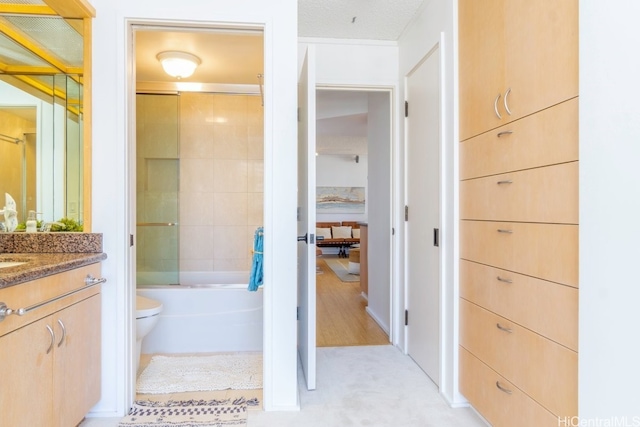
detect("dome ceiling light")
[156,51,201,79]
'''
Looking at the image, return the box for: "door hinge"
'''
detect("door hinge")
[297,107,301,122]
[392,227,395,236]
[130,234,134,247]
[405,309,409,326]
[405,205,409,221]
[434,228,440,247]
[405,101,409,118]
[297,307,300,320]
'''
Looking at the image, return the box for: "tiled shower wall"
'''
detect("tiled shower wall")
[136,92,263,280]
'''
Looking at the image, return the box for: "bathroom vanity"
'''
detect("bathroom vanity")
[0,235,106,427]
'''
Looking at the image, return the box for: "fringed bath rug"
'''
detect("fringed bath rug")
[118,398,257,427]
[137,353,262,394]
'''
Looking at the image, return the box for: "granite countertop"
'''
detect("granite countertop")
[0,252,107,289]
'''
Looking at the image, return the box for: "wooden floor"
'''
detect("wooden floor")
[316,256,389,347]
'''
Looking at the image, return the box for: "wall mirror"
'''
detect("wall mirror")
[0,0,94,229]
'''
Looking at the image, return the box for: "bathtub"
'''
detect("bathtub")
[137,271,263,354]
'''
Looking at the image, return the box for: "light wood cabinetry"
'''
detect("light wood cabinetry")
[0,263,102,427]
[459,0,578,141]
[458,1,578,424]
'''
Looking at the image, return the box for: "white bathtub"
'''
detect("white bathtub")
[137,271,263,354]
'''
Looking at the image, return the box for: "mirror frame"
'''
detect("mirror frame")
[0,0,95,231]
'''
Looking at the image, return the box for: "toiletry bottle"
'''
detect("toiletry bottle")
[26,210,37,233]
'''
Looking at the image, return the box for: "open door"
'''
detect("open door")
[297,46,317,390]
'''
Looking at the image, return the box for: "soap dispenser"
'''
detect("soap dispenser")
[26,210,38,233]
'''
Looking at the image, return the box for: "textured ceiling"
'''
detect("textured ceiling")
[299,0,426,40]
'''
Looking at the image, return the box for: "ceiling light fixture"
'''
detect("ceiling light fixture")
[156,51,201,79]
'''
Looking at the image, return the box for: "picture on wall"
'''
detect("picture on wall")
[316,186,365,213]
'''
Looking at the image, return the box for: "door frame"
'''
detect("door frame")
[314,83,398,346]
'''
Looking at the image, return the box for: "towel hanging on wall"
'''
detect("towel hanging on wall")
[248,227,264,291]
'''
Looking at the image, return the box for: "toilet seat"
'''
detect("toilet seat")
[136,295,163,319]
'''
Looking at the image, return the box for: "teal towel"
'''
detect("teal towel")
[248,227,264,291]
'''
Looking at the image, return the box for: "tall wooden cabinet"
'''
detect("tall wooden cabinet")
[458,1,579,425]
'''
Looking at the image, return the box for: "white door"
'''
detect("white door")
[297,46,317,390]
[405,47,441,385]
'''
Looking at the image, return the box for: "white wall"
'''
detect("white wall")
[315,151,367,223]
[579,1,640,419]
[398,0,460,406]
[89,0,298,416]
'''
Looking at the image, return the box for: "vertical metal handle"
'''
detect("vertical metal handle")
[46,324,55,354]
[57,319,66,348]
[494,94,502,119]
[504,87,512,115]
[433,228,440,247]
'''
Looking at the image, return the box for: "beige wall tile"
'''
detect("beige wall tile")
[212,226,249,260]
[180,93,213,124]
[181,158,215,192]
[248,194,264,225]
[143,192,178,223]
[212,94,247,125]
[180,123,215,159]
[180,226,214,259]
[213,193,248,225]
[213,258,251,272]
[213,159,248,193]
[146,159,178,192]
[213,124,248,159]
[180,192,214,226]
[248,160,264,192]
[179,259,214,272]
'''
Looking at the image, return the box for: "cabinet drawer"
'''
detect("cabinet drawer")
[460,220,578,287]
[460,299,577,418]
[460,162,578,224]
[460,347,558,427]
[460,98,578,179]
[460,260,578,351]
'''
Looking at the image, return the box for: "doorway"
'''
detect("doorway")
[314,88,393,348]
[128,20,266,404]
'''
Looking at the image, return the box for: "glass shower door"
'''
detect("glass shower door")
[136,94,179,286]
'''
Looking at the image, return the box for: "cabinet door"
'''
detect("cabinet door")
[0,316,54,425]
[53,294,102,427]
[459,0,505,140]
[504,0,578,124]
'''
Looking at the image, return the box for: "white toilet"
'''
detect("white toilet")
[135,295,163,372]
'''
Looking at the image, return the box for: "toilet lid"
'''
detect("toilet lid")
[136,295,163,318]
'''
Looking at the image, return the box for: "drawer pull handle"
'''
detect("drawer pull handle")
[46,324,55,354]
[503,88,512,115]
[497,229,513,234]
[496,381,513,395]
[497,276,513,284]
[497,180,513,185]
[497,130,513,138]
[496,323,512,333]
[493,94,502,119]
[57,319,66,348]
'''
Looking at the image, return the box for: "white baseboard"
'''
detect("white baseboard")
[366,306,390,334]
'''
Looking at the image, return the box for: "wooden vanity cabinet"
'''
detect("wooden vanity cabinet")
[0,263,102,427]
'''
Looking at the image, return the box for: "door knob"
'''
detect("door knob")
[298,234,308,243]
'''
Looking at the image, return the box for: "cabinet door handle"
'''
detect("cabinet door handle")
[496,323,513,333]
[497,229,513,234]
[57,319,66,348]
[497,180,513,185]
[493,94,502,119]
[497,130,513,138]
[496,381,513,395]
[497,276,513,284]
[46,324,55,354]
[504,87,512,115]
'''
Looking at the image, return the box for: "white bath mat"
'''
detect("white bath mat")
[137,353,263,394]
